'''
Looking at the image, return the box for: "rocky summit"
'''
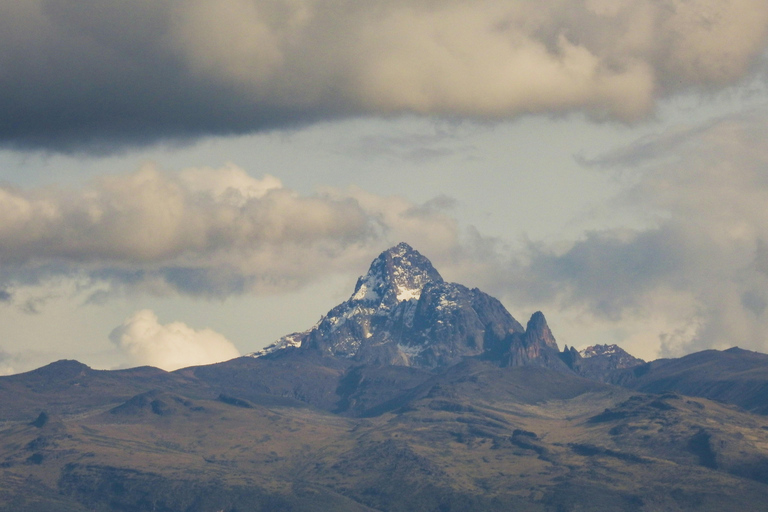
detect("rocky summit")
[254,242,566,370]
[560,343,646,382]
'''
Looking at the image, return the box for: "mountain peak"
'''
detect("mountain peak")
[564,343,645,382]
[524,311,558,350]
[253,243,562,370]
[579,344,644,364]
[390,241,416,256]
[28,359,91,379]
[350,242,443,305]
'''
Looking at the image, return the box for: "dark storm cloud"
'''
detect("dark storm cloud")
[0,1,346,152]
[2,0,767,152]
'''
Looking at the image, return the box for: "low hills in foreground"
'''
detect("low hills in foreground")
[3,244,768,511]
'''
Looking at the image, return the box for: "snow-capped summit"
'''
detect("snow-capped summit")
[350,242,443,305]
[254,243,445,359]
[251,243,567,370]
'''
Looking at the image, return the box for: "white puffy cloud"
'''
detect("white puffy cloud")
[1,0,767,150]
[178,163,282,205]
[109,309,241,371]
[0,163,464,299]
[0,163,366,266]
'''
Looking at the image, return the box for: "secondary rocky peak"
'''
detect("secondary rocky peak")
[350,242,443,306]
[580,344,637,361]
[561,343,645,382]
[499,312,567,370]
[523,311,558,350]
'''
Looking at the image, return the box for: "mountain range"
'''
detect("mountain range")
[3,243,768,511]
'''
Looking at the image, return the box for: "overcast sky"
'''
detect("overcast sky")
[1,0,768,374]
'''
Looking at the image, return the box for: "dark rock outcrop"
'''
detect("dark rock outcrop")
[500,311,568,370]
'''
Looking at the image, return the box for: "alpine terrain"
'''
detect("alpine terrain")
[256,242,564,370]
[3,243,768,511]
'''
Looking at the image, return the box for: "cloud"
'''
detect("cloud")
[2,0,767,151]
[0,163,464,299]
[0,348,16,376]
[496,110,768,358]
[0,347,55,376]
[347,122,470,163]
[109,309,241,371]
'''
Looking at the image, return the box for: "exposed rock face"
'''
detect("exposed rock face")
[252,242,442,359]
[502,312,567,369]
[402,280,524,368]
[561,343,646,382]
[253,243,568,370]
[580,344,645,367]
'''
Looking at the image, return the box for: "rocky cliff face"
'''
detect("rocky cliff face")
[501,312,567,368]
[253,243,567,370]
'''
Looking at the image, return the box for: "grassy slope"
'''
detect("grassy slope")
[612,348,768,415]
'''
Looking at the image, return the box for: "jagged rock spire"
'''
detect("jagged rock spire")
[500,311,568,370]
[523,311,559,350]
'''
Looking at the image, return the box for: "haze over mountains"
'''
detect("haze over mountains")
[3,243,768,511]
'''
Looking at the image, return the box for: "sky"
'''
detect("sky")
[2,0,768,374]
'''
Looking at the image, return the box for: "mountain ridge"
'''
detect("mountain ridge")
[5,350,768,511]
